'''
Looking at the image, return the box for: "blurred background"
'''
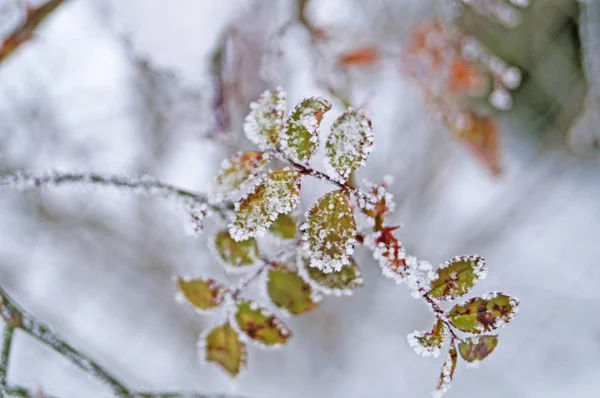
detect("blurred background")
[1,0,600,397]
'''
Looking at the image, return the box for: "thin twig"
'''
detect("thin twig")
[0,324,15,392]
[0,171,231,219]
[0,0,68,64]
[0,285,131,397]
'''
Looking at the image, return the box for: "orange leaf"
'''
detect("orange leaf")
[454,113,502,176]
[339,47,380,67]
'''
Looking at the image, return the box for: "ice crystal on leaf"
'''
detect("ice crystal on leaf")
[268,213,298,240]
[407,319,447,358]
[233,299,292,347]
[200,323,246,377]
[266,264,318,315]
[297,255,363,296]
[244,88,286,150]
[211,151,270,201]
[448,293,519,334]
[434,342,458,398]
[214,230,260,269]
[229,168,301,241]
[303,190,357,273]
[324,109,374,182]
[176,276,225,312]
[280,96,332,164]
[428,256,487,301]
[458,335,498,364]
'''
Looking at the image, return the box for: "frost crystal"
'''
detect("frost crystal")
[303,190,357,273]
[229,168,301,241]
[211,151,270,202]
[280,96,332,164]
[364,228,407,283]
[244,88,286,150]
[433,344,458,398]
[324,109,374,181]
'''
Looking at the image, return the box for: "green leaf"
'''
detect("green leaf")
[234,299,292,346]
[324,109,374,181]
[268,213,298,240]
[407,319,447,358]
[229,168,301,241]
[203,323,246,377]
[303,190,357,273]
[458,335,499,364]
[266,264,317,315]
[212,151,270,200]
[299,255,363,296]
[428,256,486,301]
[244,88,286,150]
[214,230,259,269]
[448,293,519,334]
[435,343,458,397]
[176,277,225,311]
[280,96,332,163]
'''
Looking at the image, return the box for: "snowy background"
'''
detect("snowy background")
[1,0,600,397]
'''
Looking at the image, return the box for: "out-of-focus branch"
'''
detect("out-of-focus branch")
[0,286,242,398]
[0,0,68,64]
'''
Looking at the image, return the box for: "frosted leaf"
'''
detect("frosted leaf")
[360,179,395,226]
[200,323,246,377]
[324,109,374,181]
[233,299,292,347]
[448,293,519,334]
[212,151,270,201]
[280,96,332,164]
[458,335,498,364]
[176,276,225,312]
[298,255,363,296]
[364,227,406,283]
[407,319,447,358]
[244,88,286,150]
[229,168,302,241]
[266,264,318,315]
[434,343,458,398]
[214,230,259,268]
[428,256,487,301]
[184,202,212,236]
[268,213,298,240]
[303,190,357,273]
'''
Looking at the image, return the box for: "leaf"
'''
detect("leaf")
[176,277,225,311]
[212,151,270,200]
[324,109,374,181]
[458,335,498,364]
[448,293,519,334]
[428,256,486,301]
[214,230,259,269]
[203,323,246,377]
[368,226,406,283]
[299,255,363,296]
[303,190,357,273]
[244,88,286,150]
[339,47,380,67]
[407,319,447,358]
[280,96,331,163]
[266,265,317,315]
[234,299,292,347]
[434,343,458,398]
[453,113,501,177]
[229,168,302,241]
[269,213,298,240]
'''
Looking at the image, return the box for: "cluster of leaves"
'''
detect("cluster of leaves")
[174,88,518,397]
[403,18,523,176]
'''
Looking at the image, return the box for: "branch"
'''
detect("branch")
[0,0,68,64]
[0,286,240,398]
[1,324,15,391]
[0,171,231,218]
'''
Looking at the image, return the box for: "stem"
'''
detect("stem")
[0,171,231,219]
[0,285,132,397]
[420,290,461,341]
[0,325,15,392]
